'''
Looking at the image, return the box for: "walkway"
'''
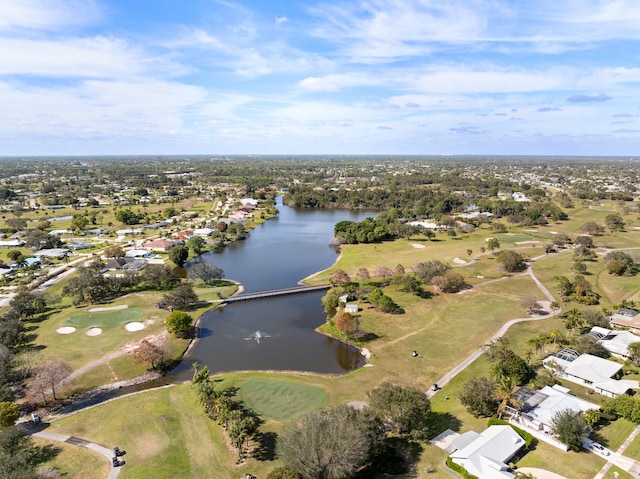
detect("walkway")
[593,424,640,478]
[24,425,122,479]
[427,264,559,398]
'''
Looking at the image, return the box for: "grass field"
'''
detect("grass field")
[65,308,144,328]
[238,378,327,421]
[29,194,640,478]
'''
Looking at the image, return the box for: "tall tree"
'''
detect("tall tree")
[161,284,199,310]
[552,409,589,451]
[276,405,372,479]
[187,262,224,285]
[166,311,194,338]
[368,382,431,439]
[460,377,497,417]
[187,236,206,255]
[169,245,189,267]
[335,312,360,340]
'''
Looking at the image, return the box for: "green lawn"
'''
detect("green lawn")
[28,194,640,478]
[238,378,327,421]
[46,384,279,479]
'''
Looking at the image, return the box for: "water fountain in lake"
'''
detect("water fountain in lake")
[244,330,271,343]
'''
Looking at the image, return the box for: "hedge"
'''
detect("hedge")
[445,457,479,479]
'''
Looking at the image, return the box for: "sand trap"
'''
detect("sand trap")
[515,240,540,245]
[85,327,102,336]
[86,304,129,312]
[453,257,467,265]
[57,326,76,334]
[125,322,145,332]
[411,243,426,249]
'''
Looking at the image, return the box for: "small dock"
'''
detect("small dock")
[223,284,332,303]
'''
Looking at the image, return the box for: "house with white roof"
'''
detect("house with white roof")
[507,384,599,435]
[543,348,635,397]
[449,425,525,478]
[590,326,640,360]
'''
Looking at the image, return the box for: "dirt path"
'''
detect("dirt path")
[58,331,168,388]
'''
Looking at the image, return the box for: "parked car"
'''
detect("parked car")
[584,439,611,456]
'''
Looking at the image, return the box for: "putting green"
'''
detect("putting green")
[238,378,327,421]
[65,308,144,328]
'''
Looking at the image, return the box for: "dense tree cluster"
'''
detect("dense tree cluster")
[555,275,599,305]
[605,251,635,276]
[275,382,429,478]
[496,250,527,272]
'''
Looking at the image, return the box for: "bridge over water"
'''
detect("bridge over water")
[222,284,332,303]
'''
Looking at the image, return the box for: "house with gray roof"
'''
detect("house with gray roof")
[449,425,525,478]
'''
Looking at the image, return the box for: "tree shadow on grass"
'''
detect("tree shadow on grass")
[356,437,425,478]
[26,433,63,466]
[251,431,277,461]
[427,412,463,436]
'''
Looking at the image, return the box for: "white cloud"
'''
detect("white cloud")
[299,76,341,92]
[0,36,187,78]
[0,0,101,32]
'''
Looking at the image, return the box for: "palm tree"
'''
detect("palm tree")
[495,376,523,419]
[549,330,562,345]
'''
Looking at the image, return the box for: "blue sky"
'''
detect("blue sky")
[1,0,640,156]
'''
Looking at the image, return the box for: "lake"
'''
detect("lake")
[171,197,376,379]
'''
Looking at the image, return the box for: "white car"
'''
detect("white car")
[584,439,611,456]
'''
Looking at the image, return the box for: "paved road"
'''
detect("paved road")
[427,263,560,398]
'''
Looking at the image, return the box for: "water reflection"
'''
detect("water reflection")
[173,198,375,380]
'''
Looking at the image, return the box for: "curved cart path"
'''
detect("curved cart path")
[427,262,559,398]
[23,425,122,479]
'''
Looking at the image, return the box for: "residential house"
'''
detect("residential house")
[125,249,150,258]
[507,384,599,435]
[144,239,180,251]
[85,228,110,235]
[610,308,640,333]
[67,241,92,250]
[193,228,214,237]
[512,192,531,202]
[590,326,640,360]
[449,425,525,479]
[34,248,70,259]
[543,348,635,397]
[0,239,25,248]
[106,257,147,271]
[175,230,194,241]
[116,228,143,236]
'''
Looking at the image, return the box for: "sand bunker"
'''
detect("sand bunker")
[453,257,467,265]
[411,243,426,249]
[56,326,76,335]
[515,240,540,245]
[86,304,129,313]
[125,322,145,332]
[85,327,102,336]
